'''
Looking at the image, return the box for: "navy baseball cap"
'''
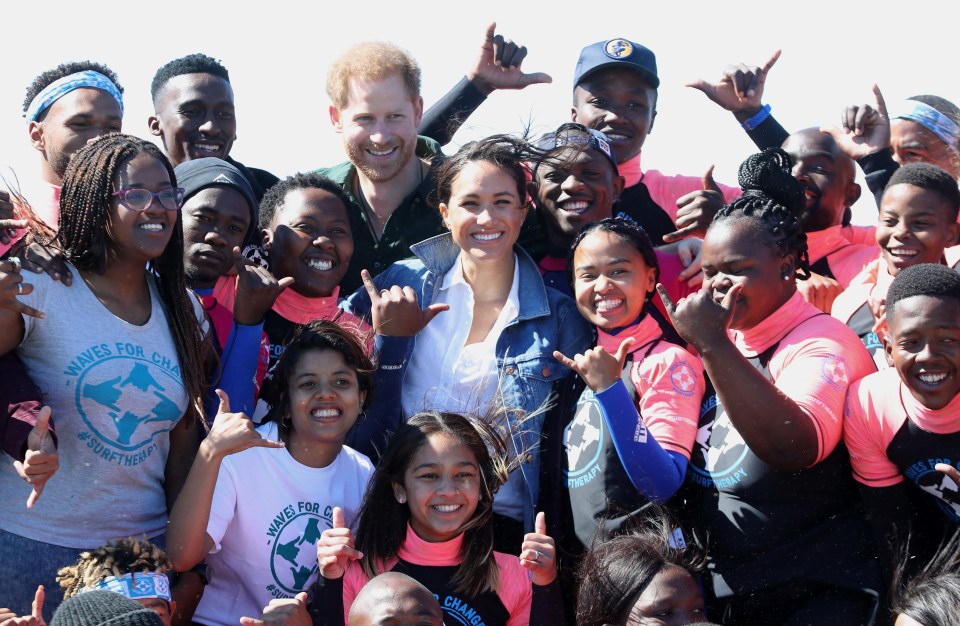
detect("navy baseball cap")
[574,38,659,90]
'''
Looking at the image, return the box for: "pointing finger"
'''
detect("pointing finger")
[656,283,676,315]
[872,83,888,118]
[361,269,380,302]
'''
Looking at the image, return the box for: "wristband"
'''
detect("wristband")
[741,104,771,131]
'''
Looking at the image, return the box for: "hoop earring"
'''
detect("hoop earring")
[281,414,291,430]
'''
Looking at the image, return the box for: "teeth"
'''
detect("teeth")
[605,133,629,141]
[368,148,395,156]
[888,249,918,257]
[140,223,163,231]
[433,505,461,513]
[919,372,948,384]
[596,298,623,312]
[307,259,333,271]
[560,201,590,214]
[195,144,220,152]
[312,408,340,418]
[473,232,502,241]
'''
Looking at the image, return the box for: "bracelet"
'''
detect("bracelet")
[741,104,771,131]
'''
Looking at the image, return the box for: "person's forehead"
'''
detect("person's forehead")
[881,183,947,214]
[343,74,415,109]
[576,66,656,95]
[45,87,122,120]
[160,72,234,105]
[783,130,839,159]
[891,294,960,330]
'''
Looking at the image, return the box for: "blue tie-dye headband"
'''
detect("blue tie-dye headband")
[25,70,123,122]
[78,572,171,602]
[891,100,960,153]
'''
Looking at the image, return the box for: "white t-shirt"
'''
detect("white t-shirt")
[193,422,373,626]
[0,266,203,548]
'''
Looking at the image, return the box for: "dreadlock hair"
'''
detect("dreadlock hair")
[354,410,515,597]
[56,537,172,600]
[711,147,811,280]
[570,216,659,299]
[885,162,960,222]
[262,319,375,440]
[433,134,548,211]
[258,172,353,231]
[23,61,123,118]
[151,53,230,105]
[892,530,960,626]
[886,263,960,326]
[54,133,207,423]
[576,506,707,626]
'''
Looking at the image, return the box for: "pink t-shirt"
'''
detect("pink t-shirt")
[845,367,960,487]
[732,291,877,463]
[597,314,704,457]
[343,525,532,625]
[618,153,741,222]
[806,225,879,287]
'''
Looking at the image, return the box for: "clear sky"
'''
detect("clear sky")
[3,0,958,225]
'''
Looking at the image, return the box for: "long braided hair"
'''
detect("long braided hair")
[712,147,812,280]
[56,537,172,600]
[53,133,207,423]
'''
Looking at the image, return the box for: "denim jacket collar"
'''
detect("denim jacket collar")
[410,233,552,321]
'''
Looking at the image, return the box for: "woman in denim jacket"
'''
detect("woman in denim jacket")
[342,135,591,549]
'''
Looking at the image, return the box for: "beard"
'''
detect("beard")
[345,137,417,183]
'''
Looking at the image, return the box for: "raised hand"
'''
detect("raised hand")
[664,166,725,243]
[0,585,45,626]
[362,269,448,337]
[203,390,284,459]
[232,247,295,326]
[467,22,552,95]
[796,272,843,313]
[676,237,704,286]
[0,258,44,319]
[316,506,362,580]
[519,512,557,586]
[0,189,28,246]
[687,50,781,117]
[658,283,740,352]
[13,407,57,508]
[553,337,635,393]
[821,84,890,160]
[240,592,310,626]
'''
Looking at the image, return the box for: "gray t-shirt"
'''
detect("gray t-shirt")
[0,266,199,548]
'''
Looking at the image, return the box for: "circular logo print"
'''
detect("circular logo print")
[270,512,326,594]
[604,39,634,59]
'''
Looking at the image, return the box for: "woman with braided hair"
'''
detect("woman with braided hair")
[659,148,882,624]
[0,133,207,618]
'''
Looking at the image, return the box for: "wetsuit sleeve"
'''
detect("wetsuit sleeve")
[210,322,264,418]
[858,148,899,208]
[744,113,790,150]
[310,575,345,626]
[529,579,566,626]
[420,77,489,146]
[594,379,690,502]
[0,352,57,460]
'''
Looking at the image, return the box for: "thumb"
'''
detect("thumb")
[32,585,44,619]
[295,591,309,606]
[721,283,743,312]
[656,283,676,316]
[239,618,265,626]
[702,165,721,193]
[421,303,450,325]
[535,511,547,536]
[232,246,248,273]
[215,389,232,415]
[614,337,636,367]
[819,125,845,141]
[677,244,694,267]
[517,72,553,87]
[31,406,52,443]
[482,21,496,45]
[332,506,345,529]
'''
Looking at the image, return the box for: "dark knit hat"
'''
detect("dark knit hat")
[174,157,258,238]
[50,590,164,626]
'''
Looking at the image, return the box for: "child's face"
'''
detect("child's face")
[287,348,365,447]
[181,186,252,289]
[440,160,526,265]
[623,565,705,626]
[572,67,657,164]
[573,230,656,330]
[877,184,960,276]
[263,188,353,298]
[536,147,622,249]
[393,432,481,544]
[887,294,960,410]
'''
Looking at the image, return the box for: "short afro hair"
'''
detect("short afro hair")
[23,61,123,117]
[258,172,353,230]
[887,263,960,325]
[885,162,960,222]
[151,53,230,104]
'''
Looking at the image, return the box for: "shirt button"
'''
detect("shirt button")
[505,367,516,375]
[374,261,382,268]
[526,453,534,464]
[541,366,551,377]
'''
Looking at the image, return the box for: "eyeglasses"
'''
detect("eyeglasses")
[112,187,185,212]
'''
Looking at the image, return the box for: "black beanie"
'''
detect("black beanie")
[50,590,164,626]
[174,157,259,240]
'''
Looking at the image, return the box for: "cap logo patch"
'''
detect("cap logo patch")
[212,173,233,184]
[604,39,633,59]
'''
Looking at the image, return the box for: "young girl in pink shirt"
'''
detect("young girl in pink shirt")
[313,411,564,626]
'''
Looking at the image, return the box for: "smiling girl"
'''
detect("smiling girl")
[165,321,375,626]
[313,410,563,626]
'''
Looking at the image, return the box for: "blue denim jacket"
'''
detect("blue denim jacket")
[342,233,592,530]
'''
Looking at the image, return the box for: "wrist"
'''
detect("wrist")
[198,438,225,464]
[466,72,495,97]
[735,104,768,126]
